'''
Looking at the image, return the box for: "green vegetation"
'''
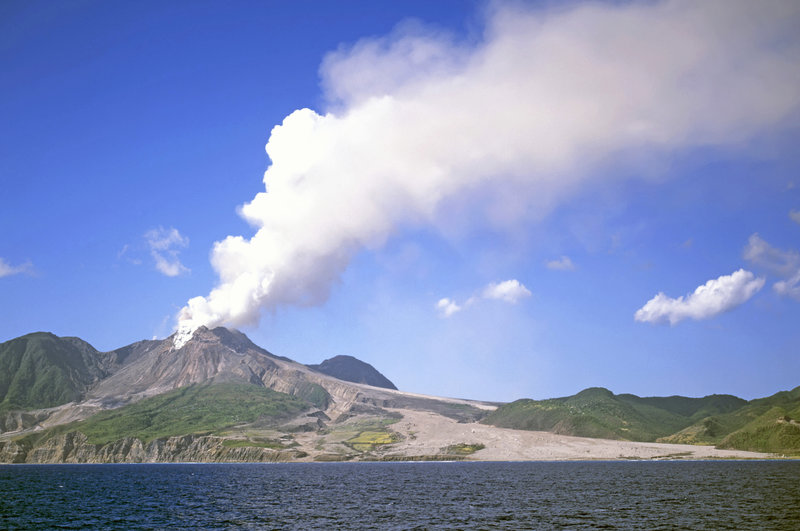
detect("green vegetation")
[660,388,800,455]
[25,383,310,445]
[325,416,402,453]
[347,430,398,452]
[483,387,689,441]
[718,417,800,454]
[626,393,746,420]
[484,386,800,455]
[443,443,485,455]
[0,332,105,413]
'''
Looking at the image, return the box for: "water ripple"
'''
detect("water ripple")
[1,461,799,529]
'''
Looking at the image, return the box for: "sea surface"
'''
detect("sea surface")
[1,461,798,529]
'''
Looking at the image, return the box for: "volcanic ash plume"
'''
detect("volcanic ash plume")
[174,0,800,342]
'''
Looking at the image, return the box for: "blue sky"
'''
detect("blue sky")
[2,0,800,402]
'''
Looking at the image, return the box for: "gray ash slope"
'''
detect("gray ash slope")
[307,355,397,390]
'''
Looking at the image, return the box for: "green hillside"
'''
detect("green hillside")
[482,387,689,441]
[718,415,800,455]
[484,386,800,454]
[662,387,800,454]
[21,383,311,446]
[0,332,106,413]
[620,393,746,421]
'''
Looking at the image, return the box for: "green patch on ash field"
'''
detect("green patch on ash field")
[442,443,485,455]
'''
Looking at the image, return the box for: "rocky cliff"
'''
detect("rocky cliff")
[0,432,306,464]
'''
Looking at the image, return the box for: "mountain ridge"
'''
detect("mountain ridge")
[0,329,796,462]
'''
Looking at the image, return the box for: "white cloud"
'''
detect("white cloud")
[438,279,531,318]
[436,298,462,317]
[744,233,800,300]
[743,233,799,276]
[546,255,576,271]
[481,279,532,303]
[0,258,32,278]
[790,210,800,225]
[145,227,189,277]
[634,269,765,325]
[774,271,800,300]
[177,0,800,333]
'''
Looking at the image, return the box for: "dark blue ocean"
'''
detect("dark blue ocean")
[1,461,798,529]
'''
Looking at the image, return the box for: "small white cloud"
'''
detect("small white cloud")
[634,269,765,325]
[438,279,531,317]
[790,210,800,225]
[546,255,576,271]
[744,233,798,276]
[774,271,800,300]
[482,279,532,303]
[744,233,800,300]
[0,258,32,278]
[436,298,462,318]
[145,227,189,277]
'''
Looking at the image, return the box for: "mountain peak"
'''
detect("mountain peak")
[574,387,614,399]
[171,324,204,349]
[175,326,264,354]
[171,324,259,350]
[308,354,397,390]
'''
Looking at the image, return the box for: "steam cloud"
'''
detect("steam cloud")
[176,0,800,335]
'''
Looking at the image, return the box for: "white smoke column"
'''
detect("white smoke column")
[176,0,800,336]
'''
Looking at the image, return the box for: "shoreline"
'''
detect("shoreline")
[1,456,795,465]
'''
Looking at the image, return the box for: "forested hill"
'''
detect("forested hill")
[483,386,800,454]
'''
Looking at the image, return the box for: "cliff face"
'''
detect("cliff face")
[0,432,306,464]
